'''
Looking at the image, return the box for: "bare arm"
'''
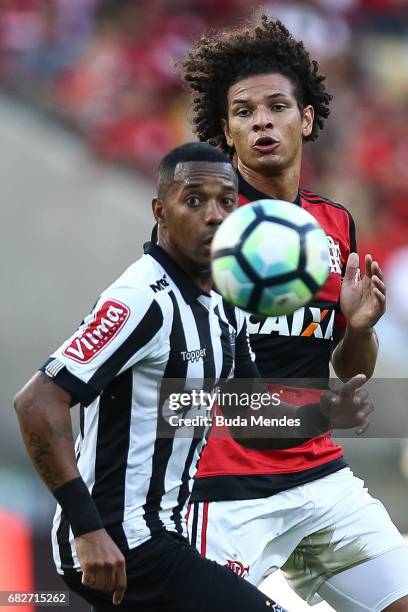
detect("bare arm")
[14,372,126,605]
[14,371,78,489]
[332,253,385,381]
[331,326,379,381]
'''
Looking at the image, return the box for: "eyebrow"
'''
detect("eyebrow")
[231,92,291,106]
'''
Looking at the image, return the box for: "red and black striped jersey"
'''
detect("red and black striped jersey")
[191,174,357,502]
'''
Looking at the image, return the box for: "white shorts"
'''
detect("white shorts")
[188,468,408,610]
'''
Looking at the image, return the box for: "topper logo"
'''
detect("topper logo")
[181,348,206,363]
[63,299,130,363]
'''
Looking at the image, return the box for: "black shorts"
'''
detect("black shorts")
[62,531,286,612]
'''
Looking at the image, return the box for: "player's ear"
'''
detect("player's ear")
[222,118,234,148]
[152,197,166,227]
[302,105,314,138]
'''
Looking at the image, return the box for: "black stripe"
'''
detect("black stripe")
[91,369,133,550]
[56,512,74,570]
[221,301,237,331]
[189,301,216,389]
[190,502,200,548]
[348,212,357,253]
[300,191,350,213]
[191,458,347,502]
[214,305,234,381]
[88,300,163,392]
[143,291,188,535]
[171,437,201,533]
[79,404,85,439]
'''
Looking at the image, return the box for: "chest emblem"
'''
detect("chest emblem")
[326,236,342,274]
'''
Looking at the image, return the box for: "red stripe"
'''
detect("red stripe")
[200,502,209,556]
[185,503,191,523]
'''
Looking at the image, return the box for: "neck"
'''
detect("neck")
[237,159,300,203]
[157,238,212,293]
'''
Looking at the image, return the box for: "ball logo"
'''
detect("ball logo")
[225,559,249,578]
[63,299,130,363]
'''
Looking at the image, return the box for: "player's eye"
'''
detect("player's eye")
[271,104,286,111]
[222,197,236,208]
[186,195,201,207]
[236,109,251,117]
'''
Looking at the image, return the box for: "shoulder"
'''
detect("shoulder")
[99,255,175,324]
[300,189,352,216]
[300,188,356,240]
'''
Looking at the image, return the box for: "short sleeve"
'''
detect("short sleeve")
[40,287,163,405]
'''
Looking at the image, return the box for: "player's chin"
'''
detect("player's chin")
[192,246,212,270]
[248,151,281,169]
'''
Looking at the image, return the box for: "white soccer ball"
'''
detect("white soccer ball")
[211,199,330,316]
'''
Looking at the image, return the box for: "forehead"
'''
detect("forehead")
[173,161,237,186]
[228,73,296,104]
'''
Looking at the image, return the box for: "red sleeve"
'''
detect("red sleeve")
[335,211,358,330]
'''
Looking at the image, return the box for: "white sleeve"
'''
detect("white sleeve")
[40,285,164,405]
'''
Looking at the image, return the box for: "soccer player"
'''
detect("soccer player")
[181,17,408,611]
[14,142,369,612]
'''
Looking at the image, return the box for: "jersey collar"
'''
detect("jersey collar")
[143,241,209,304]
[238,170,301,206]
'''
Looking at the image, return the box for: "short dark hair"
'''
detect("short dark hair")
[181,15,332,155]
[157,142,233,198]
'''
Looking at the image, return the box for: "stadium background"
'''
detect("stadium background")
[0,1,407,610]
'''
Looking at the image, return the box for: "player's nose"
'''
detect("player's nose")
[205,200,225,225]
[252,106,273,131]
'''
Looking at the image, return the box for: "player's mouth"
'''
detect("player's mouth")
[253,136,279,153]
[203,234,215,246]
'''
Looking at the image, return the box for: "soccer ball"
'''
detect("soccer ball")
[211,199,330,316]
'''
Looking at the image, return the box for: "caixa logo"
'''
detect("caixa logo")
[225,559,249,578]
[63,299,130,363]
[180,348,206,363]
[248,306,335,340]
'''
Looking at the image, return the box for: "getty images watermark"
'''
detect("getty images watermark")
[166,388,301,429]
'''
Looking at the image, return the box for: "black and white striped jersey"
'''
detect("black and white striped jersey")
[41,241,252,574]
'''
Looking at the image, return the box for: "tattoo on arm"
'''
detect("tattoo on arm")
[27,432,61,490]
[46,421,74,441]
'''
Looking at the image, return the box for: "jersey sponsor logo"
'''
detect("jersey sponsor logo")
[326,235,342,274]
[63,299,130,363]
[248,306,335,340]
[180,348,206,363]
[149,274,169,293]
[225,559,250,578]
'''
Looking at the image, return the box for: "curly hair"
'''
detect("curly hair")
[181,15,332,155]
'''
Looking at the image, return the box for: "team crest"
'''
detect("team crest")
[326,235,342,274]
[225,559,249,578]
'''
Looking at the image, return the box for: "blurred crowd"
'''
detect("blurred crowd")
[0,0,407,309]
